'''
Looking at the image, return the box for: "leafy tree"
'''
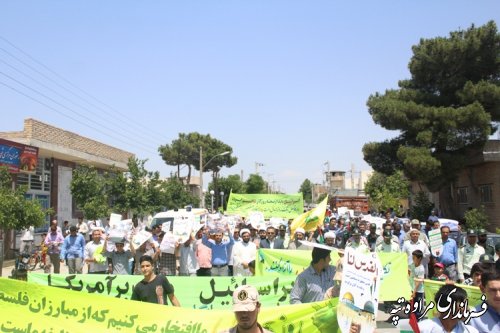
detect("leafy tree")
[0,166,48,230]
[316,193,327,204]
[464,207,488,231]
[70,165,110,219]
[208,174,246,210]
[159,132,237,186]
[245,174,266,194]
[365,171,410,213]
[363,21,500,196]
[163,177,199,209]
[410,191,435,222]
[299,179,313,203]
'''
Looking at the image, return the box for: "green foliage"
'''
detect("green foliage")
[299,179,313,203]
[365,171,410,213]
[70,165,110,219]
[158,132,237,185]
[410,191,435,222]
[316,193,327,204]
[163,177,199,209]
[245,174,266,194]
[363,21,500,192]
[464,207,488,231]
[0,166,48,229]
[208,174,246,209]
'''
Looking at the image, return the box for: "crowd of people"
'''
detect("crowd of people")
[35,208,500,332]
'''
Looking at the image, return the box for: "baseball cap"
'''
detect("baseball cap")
[370,223,376,229]
[411,219,420,225]
[434,262,444,268]
[232,285,259,312]
[477,229,487,236]
[279,225,286,231]
[479,254,495,264]
[467,229,477,236]
[383,230,392,238]
[351,228,361,236]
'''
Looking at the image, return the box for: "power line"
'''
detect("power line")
[0,36,169,143]
[0,57,165,147]
[0,78,159,155]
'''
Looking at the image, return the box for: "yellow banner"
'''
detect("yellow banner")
[290,195,328,235]
[0,277,339,333]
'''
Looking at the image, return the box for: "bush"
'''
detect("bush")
[410,191,434,222]
[464,207,488,231]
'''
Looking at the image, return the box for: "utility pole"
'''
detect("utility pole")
[255,162,264,174]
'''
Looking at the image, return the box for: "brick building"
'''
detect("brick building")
[0,118,134,258]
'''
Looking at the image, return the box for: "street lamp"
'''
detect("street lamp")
[199,147,230,208]
[210,190,215,212]
[220,191,224,211]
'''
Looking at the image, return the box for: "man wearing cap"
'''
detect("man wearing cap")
[366,223,378,251]
[477,229,495,257]
[402,229,430,268]
[219,285,272,333]
[277,225,290,248]
[345,228,369,253]
[232,229,257,276]
[376,231,400,253]
[457,229,485,283]
[260,226,284,249]
[287,228,312,250]
[375,223,399,248]
[403,219,430,247]
[290,246,336,304]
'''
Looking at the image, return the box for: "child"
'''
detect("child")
[409,249,425,320]
[431,262,449,281]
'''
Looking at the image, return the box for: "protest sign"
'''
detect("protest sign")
[226,193,304,218]
[108,213,122,228]
[172,216,194,243]
[337,248,382,333]
[247,211,265,229]
[428,229,443,257]
[438,218,459,231]
[131,230,152,249]
[1,277,339,333]
[423,279,484,318]
[256,249,411,301]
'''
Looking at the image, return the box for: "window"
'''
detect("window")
[15,157,51,192]
[479,184,493,203]
[457,187,468,204]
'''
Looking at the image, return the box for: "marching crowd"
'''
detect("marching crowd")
[33,208,500,332]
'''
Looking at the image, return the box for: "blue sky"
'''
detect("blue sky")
[1,1,499,193]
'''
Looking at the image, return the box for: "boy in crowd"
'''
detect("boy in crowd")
[409,249,425,320]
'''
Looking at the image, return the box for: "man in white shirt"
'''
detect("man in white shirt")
[457,229,485,283]
[402,229,430,273]
[84,229,107,274]
[232,229,257,276]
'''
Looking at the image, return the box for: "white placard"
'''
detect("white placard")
[247,211,265,229]
[428,228,443,257]
[337,248,382,333]
[109,213,122,228]
[132,230,152,249]
[172,216,194,243]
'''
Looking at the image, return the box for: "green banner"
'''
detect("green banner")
[256,249,412,301]
[0,277,339,333]
[28,273,297,309]
[423,279,484,318]
[226,193,304,218]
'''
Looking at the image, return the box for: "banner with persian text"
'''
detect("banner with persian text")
[29,273,297,309]
[0,277,339,333]
[225,193,304,218]
[256,249,411,301]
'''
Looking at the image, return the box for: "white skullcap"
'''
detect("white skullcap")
[324,231,336,239]
[240,228,251,236]
[295,227,305,234]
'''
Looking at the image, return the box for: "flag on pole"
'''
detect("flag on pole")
[290,195,328,237]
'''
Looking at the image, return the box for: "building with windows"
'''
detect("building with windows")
[410,140,500,231]
[0,118,134,258]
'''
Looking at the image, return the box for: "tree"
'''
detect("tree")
[245,174,266,194]
[158,132,237,185]
[70,165,110,219]
[363,22,500,200]
[0,166,48,230]
[163,177,199,209]
[410,191,435,223]
[464,207,488,231]
[208,174,246,210]
[365,171,410,213]
[299,179,313,203]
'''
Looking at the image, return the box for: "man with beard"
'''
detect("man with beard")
[288,228,312,250]
[232,229,257,276]
[219,285,272,333]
